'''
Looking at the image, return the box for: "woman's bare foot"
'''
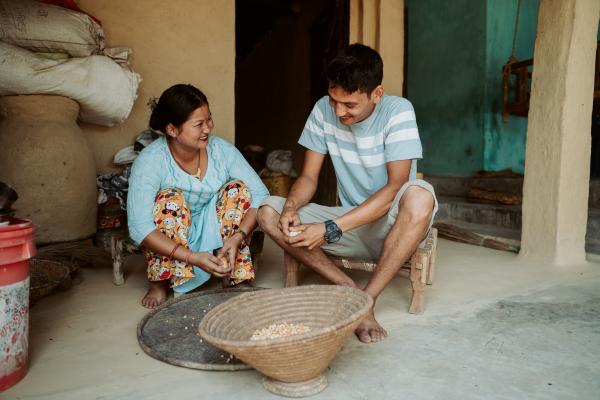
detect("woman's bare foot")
[142,280,169,309]
[355,310,387,343]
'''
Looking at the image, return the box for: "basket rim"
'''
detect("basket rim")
[30,257,71,288]
[198,284,373,348]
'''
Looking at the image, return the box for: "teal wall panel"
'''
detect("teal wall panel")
[406,0,487,177]
[483,0,539,174]
[407,0,542,177]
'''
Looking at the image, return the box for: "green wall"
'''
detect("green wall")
[407,0,539,176]
[406,0,487,176]
[484,0,539,174]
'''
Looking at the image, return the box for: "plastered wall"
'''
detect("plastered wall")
[520,0,600,264]
[349,0,405,96]
[77,0,235,173]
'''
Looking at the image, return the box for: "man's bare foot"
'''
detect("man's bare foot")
[142,281,169,309]
[355,310,387,343]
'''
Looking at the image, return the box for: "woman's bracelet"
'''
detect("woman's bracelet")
[168,243,180,260]
[235,228,249,243]
[184,249,192,265]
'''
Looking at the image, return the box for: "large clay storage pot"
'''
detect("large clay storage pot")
[0,95,97,244]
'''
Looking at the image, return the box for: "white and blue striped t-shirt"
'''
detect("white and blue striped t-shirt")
[299,95,422,207]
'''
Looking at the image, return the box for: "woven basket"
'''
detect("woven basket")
[30,258,71,303]
[259,169,292,197]
[199,285,372,396]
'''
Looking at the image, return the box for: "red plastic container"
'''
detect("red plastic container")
[0,218,35,391]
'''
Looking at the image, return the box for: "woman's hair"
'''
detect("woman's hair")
[149,84,208,133]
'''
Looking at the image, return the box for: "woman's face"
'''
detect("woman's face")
[168,104,214,150]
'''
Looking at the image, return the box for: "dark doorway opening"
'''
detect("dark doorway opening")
[235,0,349,205]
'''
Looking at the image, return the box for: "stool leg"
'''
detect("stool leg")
[426,231,438,285]
[111,235,125,286]
[426,251,436,285]
[284,251,299,287]
[408,253,426,314]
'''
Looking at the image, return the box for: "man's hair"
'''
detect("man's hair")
[325,43,383,95]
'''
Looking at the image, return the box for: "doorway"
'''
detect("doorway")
[235,0,349,205]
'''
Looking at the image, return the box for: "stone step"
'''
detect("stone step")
[435,199,600,254]
[436,196,521,230]
[434,218,600,254]
[427,176,600,208]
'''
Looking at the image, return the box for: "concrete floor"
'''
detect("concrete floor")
[4,238,600,399]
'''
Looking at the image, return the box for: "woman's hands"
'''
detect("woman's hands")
[186,232,244,278]
[215,233,245,272]
[189,251,232,278]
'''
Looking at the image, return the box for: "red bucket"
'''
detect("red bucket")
[0,218,35,391]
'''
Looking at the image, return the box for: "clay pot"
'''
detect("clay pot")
[0,95,97,243]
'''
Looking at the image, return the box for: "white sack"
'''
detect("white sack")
[266,150,294,176]
[0,0,104,57]
[0,41,142,127]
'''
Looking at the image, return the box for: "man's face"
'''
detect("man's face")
[327,85,382,126]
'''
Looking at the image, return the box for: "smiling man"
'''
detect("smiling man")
[257,44,438,343]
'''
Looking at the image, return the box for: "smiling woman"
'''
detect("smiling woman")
[127,84,269,309]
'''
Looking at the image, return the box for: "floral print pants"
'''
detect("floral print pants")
[143,180,254,288]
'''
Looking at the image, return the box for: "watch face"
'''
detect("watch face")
[326,230,342,243]
[324,221,342,243]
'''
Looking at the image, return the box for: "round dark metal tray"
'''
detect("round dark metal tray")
[137,287,265,371]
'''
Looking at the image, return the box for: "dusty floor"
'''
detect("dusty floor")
[4,238,600,399]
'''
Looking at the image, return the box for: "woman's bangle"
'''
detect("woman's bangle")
[168,243,180,260]
[235,229,249,243]
[184,249,192,265]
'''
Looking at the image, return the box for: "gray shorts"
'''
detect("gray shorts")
[260,179,438,260]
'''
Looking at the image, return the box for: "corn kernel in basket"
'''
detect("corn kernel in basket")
[250,322,311,341]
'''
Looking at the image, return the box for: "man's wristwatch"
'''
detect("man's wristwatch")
[323,220,343,244]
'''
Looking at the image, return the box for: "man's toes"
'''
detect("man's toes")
[356,328,372,343]
[370,328,385,342]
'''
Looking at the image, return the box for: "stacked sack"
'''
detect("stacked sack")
[0,0,141,126]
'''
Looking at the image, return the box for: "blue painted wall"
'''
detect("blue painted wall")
[406,0,487,176]
[484,0,539,174]
[407,0,539,176]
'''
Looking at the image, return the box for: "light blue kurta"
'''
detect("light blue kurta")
[127,135,269,290]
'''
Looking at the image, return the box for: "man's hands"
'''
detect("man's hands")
[190,251,232,278]
[278,207,301,235]
[278,207,326,250]
[287,222,326,250]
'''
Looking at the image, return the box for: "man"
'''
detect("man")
[257,44,438,343]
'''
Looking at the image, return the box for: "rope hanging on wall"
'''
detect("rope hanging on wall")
[502,0,533,123]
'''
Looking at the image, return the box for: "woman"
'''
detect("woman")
[127,84,269,308]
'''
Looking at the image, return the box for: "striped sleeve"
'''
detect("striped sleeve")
[298,99,328,154]
[384,99,422,162]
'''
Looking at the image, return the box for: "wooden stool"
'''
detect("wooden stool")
[111,233,140,286]
[284,228,438,314]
